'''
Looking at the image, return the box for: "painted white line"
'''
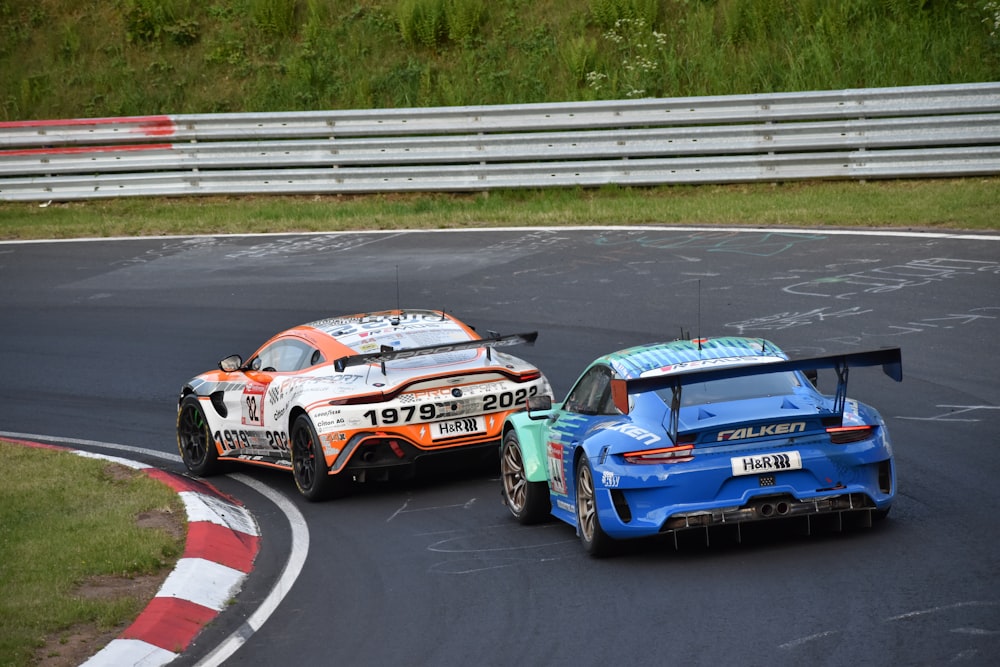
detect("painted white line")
[0,431,182,463]
[193,472,310,667]
[0,225,997,246]
[72,450,153,469]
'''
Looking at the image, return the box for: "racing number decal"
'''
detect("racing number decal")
[364,404,437,426]
[482,387,538,411]
[363,387,540,426]
[215,429,289,452]
[547,441,567,496]
[242,381,268,427]
[217,429,250,451]
[246,395,261,423]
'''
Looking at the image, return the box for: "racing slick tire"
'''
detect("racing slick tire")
[177,394,223,477]
[291,413,350,501]
[500,430,550,524]
[575,453,615,557]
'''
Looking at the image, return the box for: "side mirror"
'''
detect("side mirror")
[219,354,243,372]
[526,394,552,420]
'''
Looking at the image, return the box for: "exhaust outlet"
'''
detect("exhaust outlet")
[776,502,790,515]
[759,503,774,517]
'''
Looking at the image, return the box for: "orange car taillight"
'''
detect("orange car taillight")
[826,425,875,444]
[623,444,695,464]
[328,393,384,406]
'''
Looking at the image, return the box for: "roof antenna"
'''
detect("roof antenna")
[697,279,702,351]
[389,265,401,326]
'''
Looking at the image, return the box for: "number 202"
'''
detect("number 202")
[483,387,537,411]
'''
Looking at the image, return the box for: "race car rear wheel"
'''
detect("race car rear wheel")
[291,414,349,501]
[576,453,614,557]
[500,430,549,524]
[177,395,222,476]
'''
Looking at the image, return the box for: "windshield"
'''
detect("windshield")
[657,371,803,407]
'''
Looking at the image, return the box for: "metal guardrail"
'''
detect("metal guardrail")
[1,83,998,201]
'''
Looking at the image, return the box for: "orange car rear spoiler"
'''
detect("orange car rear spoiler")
[334,331,538,373]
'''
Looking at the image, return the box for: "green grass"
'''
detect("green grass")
[1,0,997,120]
[1,178,997,240]
[0,441,184,667]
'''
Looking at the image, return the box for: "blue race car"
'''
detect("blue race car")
[499,337,902,556]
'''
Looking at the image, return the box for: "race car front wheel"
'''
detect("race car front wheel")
[177,395,222,476]
[500,430,550,524]
[291,414,349,501]
[576,453,615,557]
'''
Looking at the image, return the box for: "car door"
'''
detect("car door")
[544,364,617,504]
[224,335,325,459]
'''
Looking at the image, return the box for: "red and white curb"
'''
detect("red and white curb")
[13,441,260,667]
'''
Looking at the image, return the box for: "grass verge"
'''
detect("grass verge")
[0,440,185,667]
[1,179,998,240]
[2,0,996,119]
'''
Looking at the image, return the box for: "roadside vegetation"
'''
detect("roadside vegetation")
[1,0,997,120]
[0,441,184,667]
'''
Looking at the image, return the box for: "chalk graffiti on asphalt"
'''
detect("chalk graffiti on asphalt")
[592,231,827,257]
[817,307,998,347]
[781,258,1000,299]
[727,307,997,343]
[223,233,400,259]
[897,405,1000,422]
[725,307,873,334]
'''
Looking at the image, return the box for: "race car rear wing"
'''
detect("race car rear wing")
[610,347,902,442]
[333,331,538,373]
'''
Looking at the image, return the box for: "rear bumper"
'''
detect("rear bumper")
[330,432,498,482]
[594,456,895,540]
[660,491,879,532]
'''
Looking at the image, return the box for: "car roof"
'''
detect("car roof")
[600,336,789,380]
[278,309,479,360]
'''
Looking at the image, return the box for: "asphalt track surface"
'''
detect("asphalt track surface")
[2,226,999,666]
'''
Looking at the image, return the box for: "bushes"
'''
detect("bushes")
[123,0,201,45]
[396,0,485,48]
[0,0,997,120]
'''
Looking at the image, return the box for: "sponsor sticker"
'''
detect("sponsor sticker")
[730,451,802,476]
[717,422,806,441]
[430,416,486,440]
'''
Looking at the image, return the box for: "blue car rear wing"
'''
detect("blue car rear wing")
[333,331,538,373]
[610,347,902,442]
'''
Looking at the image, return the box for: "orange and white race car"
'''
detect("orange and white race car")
[176,309,551,500]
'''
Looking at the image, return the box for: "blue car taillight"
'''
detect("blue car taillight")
[826,425,875,444]
[623,443,695,464]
